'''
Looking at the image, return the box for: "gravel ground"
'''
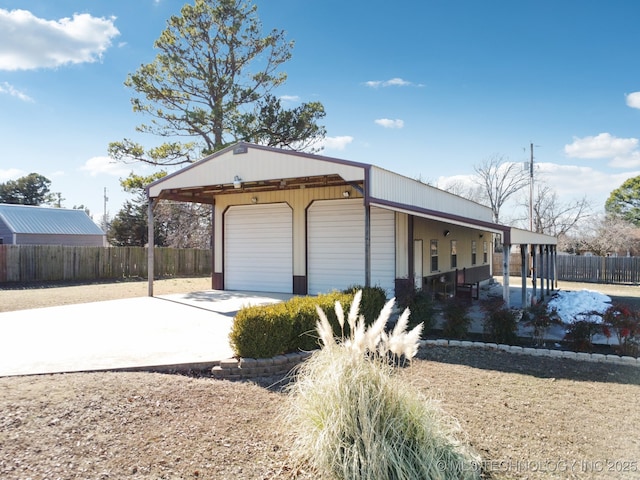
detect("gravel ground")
[1,278,639,479]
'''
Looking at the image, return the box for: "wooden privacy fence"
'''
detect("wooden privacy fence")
[0,245,211,284]
[493,253,640,285]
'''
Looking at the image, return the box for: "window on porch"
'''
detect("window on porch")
[430,239,438,272]
[471,240,477,265]
[450,240,457,268]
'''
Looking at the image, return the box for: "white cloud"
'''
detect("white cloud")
[535,162,640,209]
[626,92,640,109]
[0,9,120,71]
[564,133,638,160]
[436,162,640,214]
[0,81,33,102]
[374,118,404,129]
[364,77,423,88]
[80,156,131,177]
[0,168,24,182]
[279,95,300,102]
[322,136,353,151]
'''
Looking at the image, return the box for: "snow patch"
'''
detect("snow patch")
[546,290,612,324]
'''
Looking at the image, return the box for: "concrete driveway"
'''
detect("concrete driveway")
[0,290,291,377]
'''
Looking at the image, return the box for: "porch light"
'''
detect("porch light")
[233,176,242,189]
[443,230,450,237]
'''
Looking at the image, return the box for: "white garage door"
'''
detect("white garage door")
[224,203,292,293]
[307,200,395,295]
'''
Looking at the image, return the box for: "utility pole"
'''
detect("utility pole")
[529,143,534,232]
[103,187,109,231]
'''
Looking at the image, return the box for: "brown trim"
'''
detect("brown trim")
[408,214,414,281]
[293,275,307,295]
[212,273,224,290]
[211,199,215,289]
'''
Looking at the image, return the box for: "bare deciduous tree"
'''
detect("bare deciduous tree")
[576,214,640,256]
[437,178,485,204]
[529,184,591,236]
[156,202,212,249]
[474,154,529,224]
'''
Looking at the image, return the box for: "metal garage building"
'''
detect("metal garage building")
[146,142,556,304]
[0,203,106,246]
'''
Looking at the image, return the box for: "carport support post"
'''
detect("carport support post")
[147,198,155,297]
[502,242,510,304]
[539,244,545,301]
[364,202,371,288]
[520,244,527,307]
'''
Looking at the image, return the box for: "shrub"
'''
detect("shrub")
[602,303,640,357]
[229,291,354,358]
[284,291,481,480]
[285,292,353,352]
[522,302,562,347]
[397,288,436,334]
[564,317,601,353]
[229,303,293,358]
[481,298,518,345]
[342,285,387,324]
[442,297,472,339]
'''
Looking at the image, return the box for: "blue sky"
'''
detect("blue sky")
[1,0,639,227]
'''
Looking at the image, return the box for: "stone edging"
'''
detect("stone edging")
[420,339,640,367]
[211,351,312,379]
[212,340,639,380]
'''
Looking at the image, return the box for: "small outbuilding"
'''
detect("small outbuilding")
[146,142,556,305]
[0,203,106,247]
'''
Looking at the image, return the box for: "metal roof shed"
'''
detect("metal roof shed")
[0,204,106,246]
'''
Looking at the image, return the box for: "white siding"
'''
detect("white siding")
[370,207,396,296]
[369,166,494,223]
[308,199,364,294]
[224,203,293,293]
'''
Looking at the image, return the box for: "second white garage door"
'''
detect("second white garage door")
[224,203,293,293]
[307,199,395,295]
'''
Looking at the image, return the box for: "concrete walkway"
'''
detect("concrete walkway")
[0,290,291,377]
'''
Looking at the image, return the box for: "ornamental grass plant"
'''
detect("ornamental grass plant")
[284,291,481,480]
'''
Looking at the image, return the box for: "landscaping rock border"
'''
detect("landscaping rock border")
[212,340,638,381]
[421,339,640,366]
[211,351,312,379]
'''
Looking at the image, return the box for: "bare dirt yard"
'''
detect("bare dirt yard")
[1,277,639,479]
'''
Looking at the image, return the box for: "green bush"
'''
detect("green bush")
[397,288,436,333]
[285,292,353,352]
[522,302,562,347]
[342,285,387,324]
[229,303,293,358]
[442,297,472,339]
[229,291,355,358]
[481,298,518,344]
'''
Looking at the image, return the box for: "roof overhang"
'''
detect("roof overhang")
[510,227,557,245]
[369,198,506,236]
[147,142,367,203]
